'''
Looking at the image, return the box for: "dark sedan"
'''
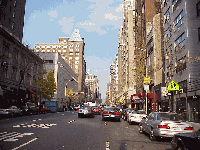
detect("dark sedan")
[102,107,121,122]
[171,129,200,150]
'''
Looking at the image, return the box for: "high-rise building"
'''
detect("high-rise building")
[85,73,100,103]
[0,0,26,43]
[34,29,86,93]
[162,0,200,121]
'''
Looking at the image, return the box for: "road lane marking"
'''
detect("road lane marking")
[12,137,38,150]
[0,132,34,142]
[13,123,57,128]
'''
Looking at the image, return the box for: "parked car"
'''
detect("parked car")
[20,102,39,115]
[171,129,200,150]
[102,107,121,122]
[139,112,194,141]
[0,106,22,118]
[74,105,81,111]
[78,106,95,118]
[39,104,50,114]
[127,110,147,125]
[92,106,101,115]
[122,108,134,121]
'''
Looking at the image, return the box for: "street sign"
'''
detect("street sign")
[143,77,150,84]
[167,80,179,91]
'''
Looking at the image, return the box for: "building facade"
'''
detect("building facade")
[37,52,78,104]
[34,29,86,94]
[0,0,44,107]
[162,0,200,121]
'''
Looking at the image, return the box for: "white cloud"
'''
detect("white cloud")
[58,16,75,35]
[77,0,122,35]
[48,10,58,18]
[104,13,121,20]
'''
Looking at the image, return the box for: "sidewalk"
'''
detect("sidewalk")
[186,121,200,131]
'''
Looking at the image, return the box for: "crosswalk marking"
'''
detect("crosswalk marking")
[0,132,34,142]
[13,123,57,128]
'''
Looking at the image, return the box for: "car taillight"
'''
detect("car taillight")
[78,109,80,112]
[5,110,9,112]
[158,125,170,129]
[97,109,99,111]
[125,113,128,115]
[104,111,109,114]
[114,112,120,115]
[90,110,93,112]
[184,127,194,130]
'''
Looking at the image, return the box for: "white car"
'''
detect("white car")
[139,112,194,141]
[127,110,147,125]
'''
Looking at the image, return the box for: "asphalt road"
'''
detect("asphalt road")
[0,111,172,150]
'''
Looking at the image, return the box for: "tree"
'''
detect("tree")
[65,88,75,108]
[45,70,56,100]
[35,69,56,101]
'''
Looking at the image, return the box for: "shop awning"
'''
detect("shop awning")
[27,88,36,94]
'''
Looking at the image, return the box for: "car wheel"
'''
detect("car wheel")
[139,125,143,134]
[78,114,82,118]
[129,121,132,125]
[177,143,184,150]
[19,112,23,117]
[150,129,156,141]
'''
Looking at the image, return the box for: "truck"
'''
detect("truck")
[44,101,64,113]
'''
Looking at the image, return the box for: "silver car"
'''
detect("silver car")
[78,106,95,118]
[139,112,194,141]
[0,106,22,118]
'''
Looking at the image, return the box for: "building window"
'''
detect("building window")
[176,55,186,73]
[75,61,79,64]
[76,48,79,52]
[69,57,72,60]
[45,60,53,64]
[166,26,172,39]
[70,48,73,52]
[58,50,61,52]
[47,50,50,52]
[75,65,78,69]
[75,57,79,60]
[175,33,185,51]
[70,44,73,47]
[53,50,55,52]
[172,0,179,6]
[163,0,169,7]
[76,44,79,47]
[198,27,200,41]
[13,11,15,18]
[164,7,170,23]
[63,50,66,52]
[197,2,200,17]
[11,66,17,80]
[75,53,79,55]
[14,1,16,7]
[174,11,183,30]
[63,45,67,48]
[69,53,73,55]
[47,45,51,48]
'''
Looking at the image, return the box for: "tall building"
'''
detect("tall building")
[0,0,44,106]
[0,0,26,43]
[85,73,100,103]
[34,29,86,93]
[162,0,200,121]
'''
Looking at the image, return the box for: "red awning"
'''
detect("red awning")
[27,88,36,94]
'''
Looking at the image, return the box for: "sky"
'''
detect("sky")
[23,0,124,101]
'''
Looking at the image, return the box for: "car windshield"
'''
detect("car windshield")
[104,107,119,111]
[131,110,137,114]
[137,110,146,114]
[157,113,184,121]
[81,106,91,109]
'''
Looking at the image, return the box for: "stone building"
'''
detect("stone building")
[162,0,200,121]
[34,29,86,94]
[0,0,44,107]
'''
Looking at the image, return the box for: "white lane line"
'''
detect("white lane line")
[12,137,38,150]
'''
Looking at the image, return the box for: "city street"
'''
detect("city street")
[0,112,172,150]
